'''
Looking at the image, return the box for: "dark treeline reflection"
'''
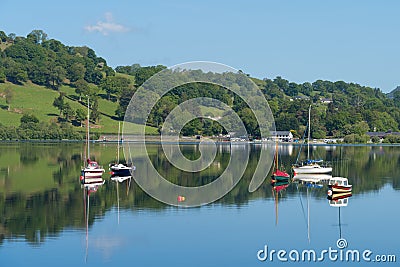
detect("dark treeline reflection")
[0,143,399,245]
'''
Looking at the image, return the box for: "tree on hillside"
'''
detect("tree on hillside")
[4,87,13,111]
[75,108,86,127]
[20,114,39,124]
[68,63,86,83]
[100,76,132,100]
[53,93,65,115]
[62,103,75,121]
[89,97,100,124]
[74,79,90,101]
[47,64,66,90]
[0,31,7,42]
[115,87,135,119]
[7,33,16,42]
[27,30,48,44]
[2,58,28,84]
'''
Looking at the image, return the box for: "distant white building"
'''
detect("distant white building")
[270,131,293,142]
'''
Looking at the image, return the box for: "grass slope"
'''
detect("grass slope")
[0,81,158,135]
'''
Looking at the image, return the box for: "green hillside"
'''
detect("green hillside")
[0,82,158,135]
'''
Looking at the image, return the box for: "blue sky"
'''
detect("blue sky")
[1,0,399,92]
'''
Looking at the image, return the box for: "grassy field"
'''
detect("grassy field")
[0,81,158,135]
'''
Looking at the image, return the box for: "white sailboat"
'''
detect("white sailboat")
[292,105,332,174]
[110,121,135,181]
[80,97,104,184]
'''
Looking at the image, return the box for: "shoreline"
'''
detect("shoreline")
[1,139,400,146]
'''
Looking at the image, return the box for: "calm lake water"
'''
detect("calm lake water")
[0,142,399,266]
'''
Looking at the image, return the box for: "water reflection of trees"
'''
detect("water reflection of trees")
[0,144,399,245]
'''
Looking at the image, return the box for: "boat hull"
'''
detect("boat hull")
[110,164,135,177]
[272,175,290,182]
[328,184,352,193]
[328,192,352,200]
[82,169,104,178]
[272,169,290,182]
[81,176,104,185]
[293,165,332,174]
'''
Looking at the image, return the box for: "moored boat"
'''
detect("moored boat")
[271,139,290,183]
[109,122,135,178]
[81,97,104,183]
[292,105,332,174]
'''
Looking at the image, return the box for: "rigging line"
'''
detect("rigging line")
[297,185,308,228]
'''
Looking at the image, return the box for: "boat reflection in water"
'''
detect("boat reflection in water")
[328,177,353,194]
[82,181,104,263]
[292,174,331,243]
[292,173,332,187]
[110,173,132,225]
[327,176,352,240]
[271,179,290,226]
[328,191,352,241]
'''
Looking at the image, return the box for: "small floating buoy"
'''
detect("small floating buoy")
[327,189,333,196]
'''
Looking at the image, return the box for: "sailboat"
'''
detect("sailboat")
[80,97,104,184]
[292,105,332,174]
[271,139,290,183]
[110,121,135,181]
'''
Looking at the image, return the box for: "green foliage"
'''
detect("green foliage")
[73,78,89,100]
[100,75,132,100]
[343,134,370,143]
[4,87,13,106]
[1,29,400,140]
[0,67,5,82]
[371,136,381,143]
[20,113,39,124]
[382,134,400,143]
[115,64,166,87]
[75,108,86,126]
[52,93,65,115]
[89,97,100,123]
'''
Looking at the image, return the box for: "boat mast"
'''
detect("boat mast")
[307,105,311,160]
[275,139,278,170]
[117,121,120,163]
[87,96,90,160]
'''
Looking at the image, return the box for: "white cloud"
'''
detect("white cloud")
[85,12,130,35]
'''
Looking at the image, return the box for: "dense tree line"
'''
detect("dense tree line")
[0,114,83,140]
[1,29,400,141]
[261,77,400,140]
[114,65,400,140]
